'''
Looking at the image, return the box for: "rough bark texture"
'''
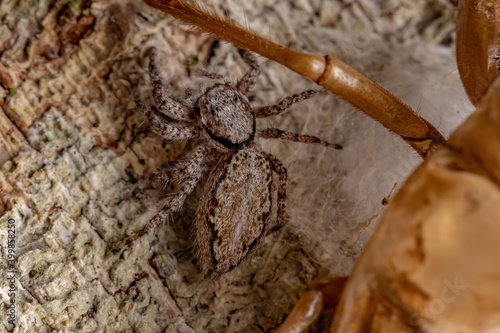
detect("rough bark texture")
[0,0,471,332]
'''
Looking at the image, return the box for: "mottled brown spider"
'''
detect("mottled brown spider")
[123,47,342,275]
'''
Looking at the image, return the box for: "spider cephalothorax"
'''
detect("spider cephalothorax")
[196,83,255,148]
[122,47,342,275]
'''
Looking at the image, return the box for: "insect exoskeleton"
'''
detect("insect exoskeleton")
[196,146,273,275]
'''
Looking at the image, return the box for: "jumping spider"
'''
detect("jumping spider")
[126,47,342,275]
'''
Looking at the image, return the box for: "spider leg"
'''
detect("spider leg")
[237,49,260,95]
[116,145,214,250]
[135,94,200,141]
[258,128,343,149]
[253,90,317,118]
[150,144,209,186]
[264,152,288,234]
[195,68,229,81]
[183,88,196,108]
[149,47,197,122]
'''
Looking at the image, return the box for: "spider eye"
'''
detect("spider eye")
[211,106,220,116]
[233,95,241,103]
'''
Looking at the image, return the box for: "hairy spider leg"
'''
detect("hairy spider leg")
[237,49,260,95]
[258,128,343,149]
[135,95,200,141]
[122,144,215,248]
[254,90,317,118]
[150,144,215,186]
[195,68,230,81]
[264,152,288,233]
[149,47,198,122]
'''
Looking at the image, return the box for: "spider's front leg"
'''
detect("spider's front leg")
[135,94,200,141]
[116,144,215,250]
[149,47,198,122]
[237,49,260,95]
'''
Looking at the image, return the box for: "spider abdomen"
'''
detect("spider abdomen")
[196,147,273,275]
